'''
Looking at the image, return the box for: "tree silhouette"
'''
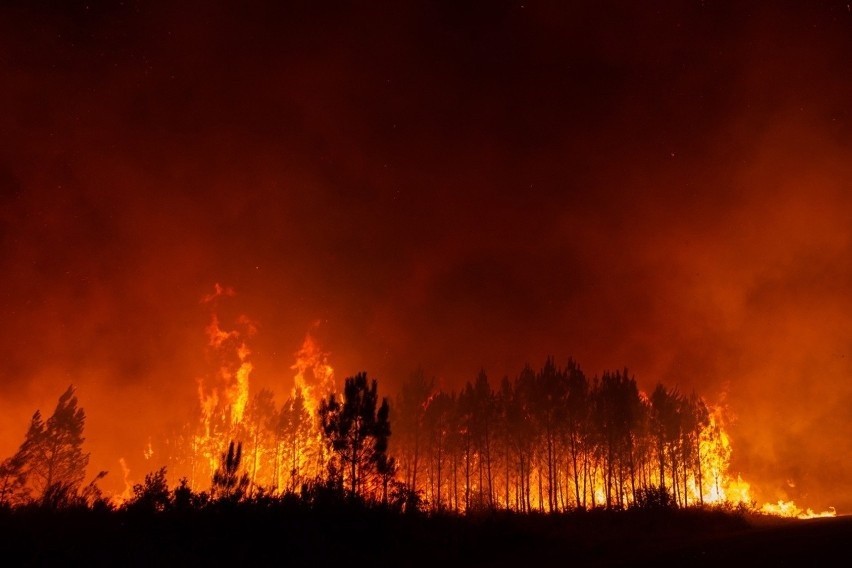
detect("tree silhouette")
[125,467,171,512]
[513,363,537,512]
[650,383,677,494]
[12,385,90,504]
[373,397,397,503]
[471,369,495,509]
[212,440,250,502]
[394,368,433,500]
[687,392,711,505]
[562,358,590,508]
[277,388,312,493]
[592,369,642,508]
[495,375,515,510]
[0,455,28,507]
[385,358,724,513]
[240,388,277,495]
[534,357,564,512]
[319,372,393,500]
[423,389,454,510]
[457,381,475,510]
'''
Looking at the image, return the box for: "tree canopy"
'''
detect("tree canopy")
[319,372,395,500]
[7,386,91,506]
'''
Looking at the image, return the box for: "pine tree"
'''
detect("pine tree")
[0,454,28,506]
[395,368,433,498]
[373,397,396,503]
[319,372,393,500]
[211,440,250,502]
[13,385,90,504]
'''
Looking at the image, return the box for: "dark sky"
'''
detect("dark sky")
[1,1,851,510]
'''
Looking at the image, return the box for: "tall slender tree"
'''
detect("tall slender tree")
[394,368,433,498]
[319,372,393,500]
[240,388,277,494]
[562,358,589,508]
[277,388,312,493]
[423,389,454,510]
[212,440,250,502]
[13,385,90,503]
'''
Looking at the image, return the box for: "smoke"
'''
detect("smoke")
[0,2,849,508]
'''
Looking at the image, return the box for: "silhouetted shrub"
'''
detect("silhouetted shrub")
[388,480,423,514]
[124,467,170,513]
[632,485,676,511]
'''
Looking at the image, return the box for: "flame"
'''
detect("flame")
[118,457,133,502]
[232,344,252,425]
[291,331,335,415]
[761,501,837,519]
[279,331,336,491]
[696,405,740,504]
[177,285,259,487]
[152,288,337,496]
[140,285,835,517]
[692,406,835,518]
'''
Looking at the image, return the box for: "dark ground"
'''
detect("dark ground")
[1,506,850,567]
[638,514,852,567]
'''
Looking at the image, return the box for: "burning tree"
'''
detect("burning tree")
[404,357,770,514]
[159,310,337,497]
[393,368,433,502]
[211,440,250,502]
[3,385,95,506]
[239,388,277,495]
[319,372,394,500]
[135,285,825,518]
[275,387,312,493]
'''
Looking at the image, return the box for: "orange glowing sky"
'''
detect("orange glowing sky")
[1,2,851,511]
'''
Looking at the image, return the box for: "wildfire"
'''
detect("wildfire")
[200,312,254,426]
[137,284,836,519]
[761,500,837,519]
[682,406,835,518]
[118,457,133,502]
[150,286,337,495]
[291,330,335,416]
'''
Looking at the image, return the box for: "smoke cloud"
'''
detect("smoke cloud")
[1,2,850,510]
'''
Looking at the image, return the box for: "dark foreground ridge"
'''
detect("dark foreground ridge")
[1,504,850,567]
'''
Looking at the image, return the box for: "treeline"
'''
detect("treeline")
[391,358,728,512]
[0,375,404,512]
[0,358,733,515]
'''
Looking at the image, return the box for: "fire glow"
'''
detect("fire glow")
[125,285,835,519]
[1,0,850,526]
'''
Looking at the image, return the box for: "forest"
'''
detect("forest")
[1,357,741,512]
[150,356,736,515]
[0,359,849,566]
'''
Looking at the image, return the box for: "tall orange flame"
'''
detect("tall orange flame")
[137,286,835,518]
[291,331,335,415]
